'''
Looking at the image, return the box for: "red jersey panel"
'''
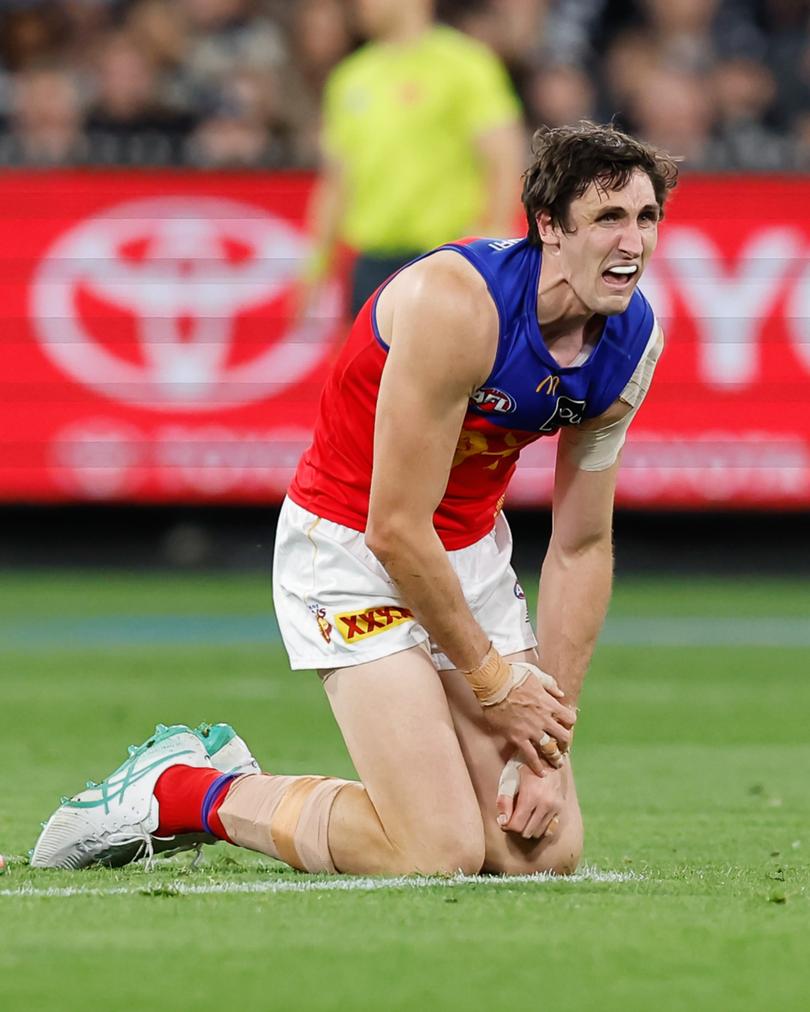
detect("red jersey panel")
[287,294,540,550]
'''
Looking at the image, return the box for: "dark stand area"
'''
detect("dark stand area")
[1,504,808,576]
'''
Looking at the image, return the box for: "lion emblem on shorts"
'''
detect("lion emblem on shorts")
[308,603,333,645]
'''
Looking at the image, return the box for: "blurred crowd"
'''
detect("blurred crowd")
[0,0,808,170]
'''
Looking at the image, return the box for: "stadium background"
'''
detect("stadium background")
[0,0,808,571]
[1,5,808,1011]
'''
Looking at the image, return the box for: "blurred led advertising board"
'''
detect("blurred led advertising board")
[0,172,808,508]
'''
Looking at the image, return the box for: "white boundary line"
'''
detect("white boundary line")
[0,867,641,899]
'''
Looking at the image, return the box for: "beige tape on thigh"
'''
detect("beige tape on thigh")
[218,773,295,856]
[272,777,329,869]
[218,773,349,874]
[290,778,348,874]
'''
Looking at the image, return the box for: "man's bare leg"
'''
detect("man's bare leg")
[219,645,486,876]
[440,648,584,876]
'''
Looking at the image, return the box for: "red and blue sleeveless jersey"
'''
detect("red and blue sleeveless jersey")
[288,237,655,550]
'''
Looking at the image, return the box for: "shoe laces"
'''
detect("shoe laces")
[105,827,156,870]
[190,842,205,870]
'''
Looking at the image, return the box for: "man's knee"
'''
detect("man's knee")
[485,810,584,877]
[494,837,583,877]
[392,814,486,876]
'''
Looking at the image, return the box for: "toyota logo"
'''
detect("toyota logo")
[30,195,340,411]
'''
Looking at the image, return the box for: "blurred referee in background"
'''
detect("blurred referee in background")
[299,0,525,318]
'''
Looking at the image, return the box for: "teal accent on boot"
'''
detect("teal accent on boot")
[30,727,210,869]
[193,723,260,775]
[194,722,236,760]
[65,724,198,813]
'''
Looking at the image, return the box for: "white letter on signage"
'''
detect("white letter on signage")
[661,227,802,388]
[786,255,810,373]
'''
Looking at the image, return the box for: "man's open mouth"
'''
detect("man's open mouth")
[601,264,639,288]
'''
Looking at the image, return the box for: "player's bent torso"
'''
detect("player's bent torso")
[288,238,655,550]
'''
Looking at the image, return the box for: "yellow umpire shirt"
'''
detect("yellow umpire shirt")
[322,25,522,254]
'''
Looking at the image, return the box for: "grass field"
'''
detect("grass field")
[0,571,807,1011]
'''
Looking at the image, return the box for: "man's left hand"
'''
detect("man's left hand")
[496,757,566,840]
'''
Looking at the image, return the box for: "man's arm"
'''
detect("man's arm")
[302,64,349,292]
[367,254,575,771]
[474,121,525,237]
[494,438,619,833]
[498,330,665,833]
[536,444,620,705]
[537,322,665,702]
[299,156,346,293]
[365,255,497,672]
[494,439,619,832]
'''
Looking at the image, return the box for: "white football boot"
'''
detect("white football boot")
[31,726,211,869]
[31,723,261,869]
[148,721,262,860]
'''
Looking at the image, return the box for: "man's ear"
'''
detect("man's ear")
[536,211,561,253]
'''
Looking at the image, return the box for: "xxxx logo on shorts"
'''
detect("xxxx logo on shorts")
[335,605,415,642]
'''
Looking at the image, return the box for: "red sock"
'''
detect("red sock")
[154,765,233,841]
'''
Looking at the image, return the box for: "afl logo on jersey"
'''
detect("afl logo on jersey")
[471,386,516,415]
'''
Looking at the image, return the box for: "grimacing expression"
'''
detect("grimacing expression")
[542,169,660,316]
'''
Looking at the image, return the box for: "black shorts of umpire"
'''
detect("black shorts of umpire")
[349,250,424,318]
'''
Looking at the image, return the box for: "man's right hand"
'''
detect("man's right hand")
[482,662,576,777]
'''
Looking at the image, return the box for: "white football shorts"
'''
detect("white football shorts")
[272,497,537,672]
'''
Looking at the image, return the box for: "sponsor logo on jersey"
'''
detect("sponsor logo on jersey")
[335,605,415,642]
[513,580,526,600]
[536,374,560,396]
[308,602,333,645]
[471,387,516,415]
[539,395,587,432]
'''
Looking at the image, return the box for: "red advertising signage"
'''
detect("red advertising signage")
[0,172,808,508]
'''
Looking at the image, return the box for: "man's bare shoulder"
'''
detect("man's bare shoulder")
[376,250,498,356]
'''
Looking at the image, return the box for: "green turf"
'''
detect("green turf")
[0,572,807,1012]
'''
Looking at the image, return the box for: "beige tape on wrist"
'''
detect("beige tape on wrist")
[465,645,567,712]
[464,643,512,706]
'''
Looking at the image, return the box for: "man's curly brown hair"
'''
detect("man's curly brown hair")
[522,122,680,244]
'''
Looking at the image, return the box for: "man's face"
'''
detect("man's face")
[352,0,405,37]
[543,169,660,316]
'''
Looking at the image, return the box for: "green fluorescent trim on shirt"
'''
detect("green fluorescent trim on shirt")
[323,26,521,253]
